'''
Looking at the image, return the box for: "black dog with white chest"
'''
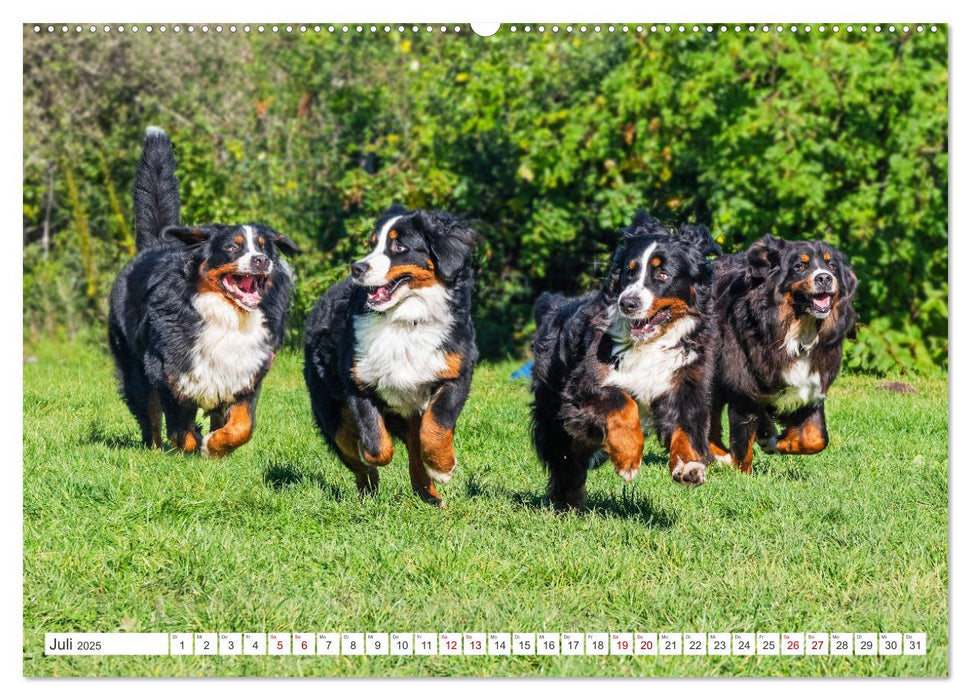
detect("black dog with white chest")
[709,234,857,472]
[303,205,479,506]
[531,211,721,509]
[108,128,299,457]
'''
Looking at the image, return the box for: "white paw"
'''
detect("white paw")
[616,466,639,483]
[200,433,213,457]
[671,458,707,486]
[425,466,454,484]
[713,452,733,466]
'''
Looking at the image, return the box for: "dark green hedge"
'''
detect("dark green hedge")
[23,25,948,372]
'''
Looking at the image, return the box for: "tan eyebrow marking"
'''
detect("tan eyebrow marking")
[370,235,377,245]
[389,230,398,240]
[258,237,265,246]
[628,260,637,270]
[650,257,662,268]
[234,235,244,244]
[823,252,831,261]
[800,253,810,263]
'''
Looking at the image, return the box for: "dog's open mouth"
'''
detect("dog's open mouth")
[630,307,673,339]
[366,274,411,307]
[809,293,833,316]
[221,273,268,309]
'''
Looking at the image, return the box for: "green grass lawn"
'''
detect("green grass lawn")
[23,340,948,677]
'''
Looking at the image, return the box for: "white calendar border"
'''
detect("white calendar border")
[8,0,961,698]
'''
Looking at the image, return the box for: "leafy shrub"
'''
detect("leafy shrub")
[22,26,948,373]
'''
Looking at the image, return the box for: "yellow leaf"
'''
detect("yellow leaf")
[401,39,412,54]
[456,72,469,83]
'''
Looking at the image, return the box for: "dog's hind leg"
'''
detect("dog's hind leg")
[118,362,162,448]
[708,393,732,465]
[143,390,163,448]
[548,450,590,511]
[727,403,758,473]
[333,406,388,497]
[161,391,202,453]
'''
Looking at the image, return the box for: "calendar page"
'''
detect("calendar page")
[21,12,948,679]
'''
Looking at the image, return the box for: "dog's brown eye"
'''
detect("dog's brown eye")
[654,270,668,281]
[226,244,238,253]
[390,240,407,255]
[794,262,806,272]
[827,260,837,270]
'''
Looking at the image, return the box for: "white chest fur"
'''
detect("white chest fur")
[175,292,271,410]
[353,286,452,415]
[606,316,698,412]
[770,319,825,414]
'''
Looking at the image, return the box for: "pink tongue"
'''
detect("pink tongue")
[813,295,831,310]
[370,286,391,304]
[238,276,255,293]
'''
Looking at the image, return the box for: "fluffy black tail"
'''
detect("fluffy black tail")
[133,127,181,251]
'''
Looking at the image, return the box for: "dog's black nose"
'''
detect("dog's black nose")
[251,255,271,273]
[351,261,370,280]
[814,272,834,290]
[619,295,640,315]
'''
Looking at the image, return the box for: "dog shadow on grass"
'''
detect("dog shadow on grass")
[85,420,144,449]
[262,462,344,501]
[463,458,678,530]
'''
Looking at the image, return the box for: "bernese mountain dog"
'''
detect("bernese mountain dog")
[108,127,299,457]
[709,234,857,472]
[531,211,722,510]
[303,205,479,506]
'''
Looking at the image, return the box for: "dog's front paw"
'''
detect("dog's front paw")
[614,460,640,483]
[425,465,454,484]
[671,458,707,486]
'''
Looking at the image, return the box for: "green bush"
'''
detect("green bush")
[22,26,948,372]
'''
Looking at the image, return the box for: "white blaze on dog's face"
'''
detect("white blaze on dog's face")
[611,234,704,344]
[351,213,446,314]
[616,242,657,321]
[356,215,400,289]
[235,225,274,277]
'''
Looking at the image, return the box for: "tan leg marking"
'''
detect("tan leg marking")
[407,417,443,505]
[334,407,393,465]
[776,421,826,455]
[669,427,706,485]
[202,402,253,458]
[420,411,456,482]
[604,394,644,481]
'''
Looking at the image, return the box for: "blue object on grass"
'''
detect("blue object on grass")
[511,359,534,380]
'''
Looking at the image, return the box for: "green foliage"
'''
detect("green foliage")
[22,26,948,372]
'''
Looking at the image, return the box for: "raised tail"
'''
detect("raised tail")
[133,127,181,251]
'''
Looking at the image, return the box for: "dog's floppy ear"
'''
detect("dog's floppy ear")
[419,210,479,282]
[821,248,858,343]
[383,202,409,218]
[622,209,669,239]
[835,249,857,302]
[161,225,211,246]
[256,225,301,256]
[746,233,783,282]
[678,224,722,258]
[605,238,629,297]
